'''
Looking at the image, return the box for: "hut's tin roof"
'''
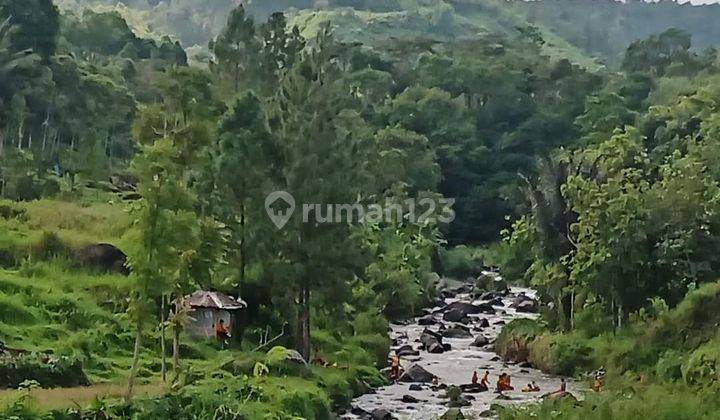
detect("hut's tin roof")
[186,290,247,310]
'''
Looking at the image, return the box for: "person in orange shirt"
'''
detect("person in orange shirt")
[390,352,401,381]
[215,319,230,349]
[497,373,514,391]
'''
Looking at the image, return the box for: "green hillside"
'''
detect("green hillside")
[55,0,720,68]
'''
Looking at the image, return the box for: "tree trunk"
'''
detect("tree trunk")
[569,285,575,330]
[556,296,566,331]
[610,294,616,332]
[160,295,167,383]
[126,316,143,400]
[42,108,50,155]
[172,320,180,376]
[295,283,311,361]
[17,118,23,150]
[41,129,47,155]
[239,203,246,285]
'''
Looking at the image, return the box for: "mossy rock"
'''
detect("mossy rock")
[475,274,507,293]
[265,346,310,377]
[439,408,465,420]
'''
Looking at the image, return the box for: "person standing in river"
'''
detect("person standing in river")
[479,370,490,391]
[548,378,567,397]
[390,352,401,381]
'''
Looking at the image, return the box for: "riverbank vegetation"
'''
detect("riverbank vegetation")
[494,17,720,420]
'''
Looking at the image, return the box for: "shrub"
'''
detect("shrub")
[497,381,720,420]
[0,202,25,220]
[346,333,390,366]
[220,352,264,376]
[494,318,545,362]
[529,333,593,376]
[30,231,71,261]
[0,293,37,324]
[439,246,483,279]
[682,339,720,386]
[574,303,613,338]
[351,311,387,336]
[316,369,354,408]
[0,353,89,389]
[41,178,61,197]
[12,176,42,202]
[655,350,684,381]
[278,387,331,419]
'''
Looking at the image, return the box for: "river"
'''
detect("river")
[344,278,580,419]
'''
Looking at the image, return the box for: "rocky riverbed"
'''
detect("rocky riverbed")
[344,276,581,419]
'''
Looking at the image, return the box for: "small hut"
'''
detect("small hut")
[185,290,247,338]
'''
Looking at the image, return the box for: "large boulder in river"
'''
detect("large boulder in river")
[471,335,490,347]
[488,297,504,307]
[75,243,129,275]
[395,345,420,357]
[515,299,538,313]
[477,318,490,328]
[440,301,487,316]
[478,303,496,314]
[420,329,445,353]
[420,329,442,344]
[371,408,396,420]
[418,315,436,325]
[443,308,465,322]
[442,325,473,339]
[426,342,444,353]
[399,363,437,383]
[477,291,500,301]
[401,394,421,403]
[511,293,539,313]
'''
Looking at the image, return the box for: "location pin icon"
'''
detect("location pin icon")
[265,191,295,230]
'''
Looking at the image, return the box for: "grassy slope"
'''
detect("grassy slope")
[1,197,137,382]
[0,197,385,417]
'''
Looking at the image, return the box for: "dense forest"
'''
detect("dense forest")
[2,0,720,418]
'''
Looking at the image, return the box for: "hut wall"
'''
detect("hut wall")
[187,308,235,338]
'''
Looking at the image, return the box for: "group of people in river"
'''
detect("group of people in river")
[470,370,560,394]
[388,349,570,397]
